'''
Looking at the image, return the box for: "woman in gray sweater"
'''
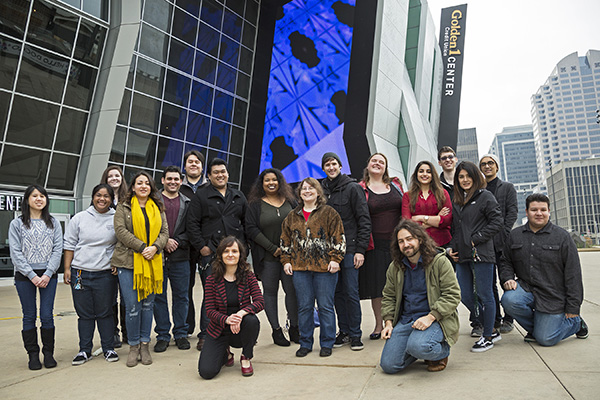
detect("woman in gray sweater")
[9,185,63,370]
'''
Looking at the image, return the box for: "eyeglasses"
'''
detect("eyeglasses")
[439,155,454,161]
[480,161,496,168]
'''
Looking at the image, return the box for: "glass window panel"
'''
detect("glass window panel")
[160,102,186,140]
[123,165,155,185]
[6,95,58,149]
[156,137,184,169]
[233,98,247,127]
[143,0,172,32]
[219,36,239,68]
[216,62,235,92]
[226,0,245,17]
[168,37,193,74]
[212,90,233,122]
[126,55,135,88]
[172,6,198,46]
[236,72,249,98]
[0,1,30,39]
[186,111,209,145]
[74,20,106,67]
[63,61,97,110]
[229,126,244,155]
[201,0,223,30]
[55,107,87,153]
[110,126,127,163]
[241,21,255,49]
[193,50,216,84]
[134,57,164,98]
[222,9,242,42]
[82,0,108,21]
[130,92,160,133]
[139,23,168,63]
[0,145,50,186]
[16,44,68,103]
[190,81,213,115]
[27,1,78,57]
[118,89,131,125]
[47,153,78,190]
[126,129,157,168]
[164,69,190,107]
[175,0,201,17]
[196,22,220,58]
[209,120,230,151]
[207,148,227,165]
[245,0,258,25]
[238,46,252,74]
[228,154,241,183]
[0,35,21,89]
[61,0,81,8]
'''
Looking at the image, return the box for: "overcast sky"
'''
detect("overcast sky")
[426,0,600,155]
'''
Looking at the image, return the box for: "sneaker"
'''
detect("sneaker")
[471,337,494,353]
[319,347,332,357]
[576,318,589,339]
[176,337,191,350]
[72,351,90,365]
[333,332,350,348]
[350,337,364,351]
[296,347,312,357]
[104,350,119,362]
[499,321,514,334]
[524,332,536,342]
[490,331,502,343]
[154,339,169,353]
[470,326,483,337]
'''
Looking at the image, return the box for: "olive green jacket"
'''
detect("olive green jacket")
[381,250,461,346]
[111,201,169,269]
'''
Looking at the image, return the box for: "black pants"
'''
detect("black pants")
[186,253,199,334]
[198,314,260,379]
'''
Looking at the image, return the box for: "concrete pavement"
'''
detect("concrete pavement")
[0,252,598,400]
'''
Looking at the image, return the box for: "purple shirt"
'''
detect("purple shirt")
[162,194,179,238]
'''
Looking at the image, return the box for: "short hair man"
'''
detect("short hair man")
[476,153,518,335]
[180,149,206,337]
[499,194,588,346]
[321,152,371,351]
[437,146,457,197]
[153,166,192,352]
[187,158,248,350]
[380,220,460,373]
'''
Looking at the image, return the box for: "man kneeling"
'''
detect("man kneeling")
[380,220,460,373]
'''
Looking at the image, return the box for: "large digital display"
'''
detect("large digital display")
[260,0,356,182]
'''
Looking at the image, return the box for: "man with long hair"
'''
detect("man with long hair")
[380,220,460,373]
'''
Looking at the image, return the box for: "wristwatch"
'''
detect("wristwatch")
[424,216,429,223]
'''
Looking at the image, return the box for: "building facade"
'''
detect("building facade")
[532,50,600,184]
[456,127,478,164]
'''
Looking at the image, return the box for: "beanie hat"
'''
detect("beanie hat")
[480,153,500,168]
[321,152,342,168]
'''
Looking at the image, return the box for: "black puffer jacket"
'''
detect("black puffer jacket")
[321,174,371,255]
[449,189,503,264]
[490,179,518,253]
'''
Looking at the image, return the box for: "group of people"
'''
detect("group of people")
[9,146,588,378]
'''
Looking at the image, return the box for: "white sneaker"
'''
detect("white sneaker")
[72,351,90,365]
[471,337,494,353]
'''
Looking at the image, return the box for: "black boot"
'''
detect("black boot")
[22,329,42,370]
[288,325,300,344]
[40,327,57,368]
[272,327,290,346]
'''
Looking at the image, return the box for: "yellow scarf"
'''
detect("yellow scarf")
[131,196,163,301]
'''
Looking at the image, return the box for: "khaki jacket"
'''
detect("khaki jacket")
[381,251,461,346]
[111,201,169,269]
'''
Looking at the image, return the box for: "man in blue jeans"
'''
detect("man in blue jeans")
[499,193,588,346]
[154,166,192,352]
[380,220,460,373]
[321,152,371,351]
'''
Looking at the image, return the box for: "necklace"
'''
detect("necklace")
[263,196,283,217]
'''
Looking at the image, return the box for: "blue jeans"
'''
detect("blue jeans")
[380,321,449,374]
[501,282,581,346]
[118,268,156,346]
[334,254,362,337]
[154,259,190,341]
[15,275,58,330]
[70,268,116,353]
[456,262,496,337]
[293,270,338,350]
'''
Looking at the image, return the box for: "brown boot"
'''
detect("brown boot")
[427,356,448,372]
[140,342,152,365]
[127,344,140,367]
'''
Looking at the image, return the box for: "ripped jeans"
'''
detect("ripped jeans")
[118,268,156,346]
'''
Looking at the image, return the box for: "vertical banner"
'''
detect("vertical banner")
[438,4,467,151]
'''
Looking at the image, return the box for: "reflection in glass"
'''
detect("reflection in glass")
[16,44,68,103]
[157,137,183,169]
[197,22,220,58]
[6,95,58,149]
[245,0,259,25]
[219,36,239,68]
[172,6,198,46]
[0,145,50,186]
[0,91,11,124]
[238,46,252,74]
[168,37,193,74]
[160,103,186,140]
[118,89,131,125]
[74,20,106,67]
[0,1,29,39]
[176,0,201,17]
[212,90,233,122]
[130,92,160,133]
[126,129,157,168]
[201,0,223,30]
[139,23,168,63]
[0,35,21,89]
[209,120,230,152]
[28,1,78,57]
[233,98,247,127]
[241,21,256,49]
[223,9,242,42]
[193,51,216,84]
[47,153,78,190]
[55,107,87,153]
[144,0,172,32]
[186,111,210,145]
[135,57,164,98]
[216,62,235,92]
[207,148,227,166]
[64,61,97,110]
[226,0,245,18]
[110,126,127,163]
[228,154,241,183]
[82,0,108,21]
[190,81,213,115]
[230,126,244,155]
[164,70,190,107]
[236,72,249,98]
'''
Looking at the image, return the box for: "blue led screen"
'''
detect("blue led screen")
[261,0,356,182]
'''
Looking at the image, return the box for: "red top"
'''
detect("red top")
[402,190,452,246]
[302,209,311,221]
